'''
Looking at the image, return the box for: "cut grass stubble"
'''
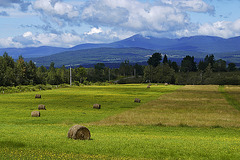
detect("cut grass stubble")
[93,85,240,128]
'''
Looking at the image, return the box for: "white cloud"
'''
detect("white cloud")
[83,28,135,43]
[0,37,22,48]
[197,19,240,38]
[33,0,79,26]
[85,27,103,35]
[169,0,215,14]
[0,32,82,48]
[81,0,190,34]
[0,0,31,12]
[23,31,33,37]
[2,0,239,48]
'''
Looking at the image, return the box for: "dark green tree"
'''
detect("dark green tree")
[47,62,60,85]
[36,65,47,84]
[119,60,132,76]
[75,67,87,83]
[26,60,38,85]
[171,62,179,72]
[147,52,162,67]
[94,63,107,82]
[133,63,144,77]
[213,59,227,72]
[16,56,28,85]
[180,55,197,72]
[227,63,237,72]
[57,65,69,84]
[204,54,215,67]
[163,54,168,64]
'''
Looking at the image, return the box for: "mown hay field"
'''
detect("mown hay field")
[1,84,240,159]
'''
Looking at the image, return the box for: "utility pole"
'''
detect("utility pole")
[109,68,110,82]
[70,65,72,86]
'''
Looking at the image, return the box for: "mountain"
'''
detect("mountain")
[2,34,240,67]
[1,46,67,59]
[111,34,240,53]
[3,34,240,59]
[26,47,156,67]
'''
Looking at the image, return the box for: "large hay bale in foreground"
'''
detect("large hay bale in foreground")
[38,104,46,110]
[35,94,41,98]
[68,125,91,140]
[93,104,101,109]
[31,111,40,117]
[134,98,141,103]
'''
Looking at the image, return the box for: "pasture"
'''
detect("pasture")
[0,84,240,159]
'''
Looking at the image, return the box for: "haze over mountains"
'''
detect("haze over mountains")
[1,34,240,67]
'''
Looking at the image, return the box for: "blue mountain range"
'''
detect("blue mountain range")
[1,34,240,67]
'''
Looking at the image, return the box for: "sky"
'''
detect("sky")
[0,0,240,48]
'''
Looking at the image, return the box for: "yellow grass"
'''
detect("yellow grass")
[93,85,240,127]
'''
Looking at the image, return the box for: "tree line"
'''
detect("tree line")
[144,53,239,85]
[0,52,239,86]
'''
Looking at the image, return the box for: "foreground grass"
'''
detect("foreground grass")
[1,124,240,159]
[1,84,240,159]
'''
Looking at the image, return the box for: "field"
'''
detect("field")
[0,84,240,159]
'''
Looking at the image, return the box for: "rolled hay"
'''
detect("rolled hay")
[31,111,40,117]
[165,83,168,86]
[35,94,41,98]
[93,104,101,109]
[147,85,151,88]
[134,98,141,103]
[38,104,46,110]
[68,125,91,140]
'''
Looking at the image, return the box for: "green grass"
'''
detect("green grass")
[1,124,240,159]
[220,85,240,110]
[0,84,179,125]
[1,84,240,159]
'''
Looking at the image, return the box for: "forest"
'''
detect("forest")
[0,52,240,86]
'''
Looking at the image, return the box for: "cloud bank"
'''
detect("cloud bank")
[1,0,240,48]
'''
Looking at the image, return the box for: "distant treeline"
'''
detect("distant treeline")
[0,52,240,86]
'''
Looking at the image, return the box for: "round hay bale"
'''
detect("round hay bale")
[134,98,141,103]
[165,83,168,86]
[35,94,41,98]
[68,125,91,140]
[38,104,46,110]
[93,104,101,109]
[147,85,151,88]
[31,111,40,117]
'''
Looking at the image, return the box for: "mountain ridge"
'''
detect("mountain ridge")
[1,34,240,67]
[2,34,240,59]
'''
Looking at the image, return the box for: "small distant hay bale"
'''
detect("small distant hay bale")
[134,98,141,103]
[68,125,91,140]
[147,85,151,88]
[165,83,168,86]
[38,104,46,110]
[93,104,101,109]
[35,94,41,98]
[31,111,40,117]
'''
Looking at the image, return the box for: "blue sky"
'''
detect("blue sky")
[0,0,240,48]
